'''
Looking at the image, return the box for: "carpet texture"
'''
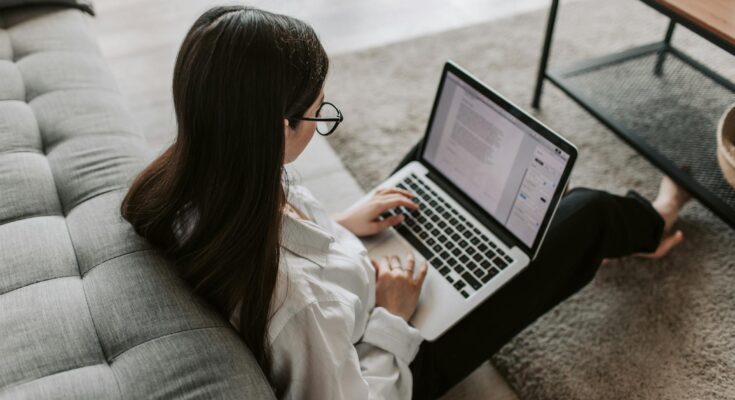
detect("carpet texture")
[326,0,735,398]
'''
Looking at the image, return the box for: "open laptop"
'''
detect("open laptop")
[360,61,578,341]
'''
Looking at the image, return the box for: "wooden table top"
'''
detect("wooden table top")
[653,0,735,50]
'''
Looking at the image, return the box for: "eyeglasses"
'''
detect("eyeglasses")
[291,101,343,136]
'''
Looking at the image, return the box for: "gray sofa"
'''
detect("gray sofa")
[0,5,274,399]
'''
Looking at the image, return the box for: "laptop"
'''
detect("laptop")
[360,61,578,341]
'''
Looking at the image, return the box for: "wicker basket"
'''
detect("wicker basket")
[717,105,735,189]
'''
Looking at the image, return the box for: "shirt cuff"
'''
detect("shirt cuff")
[362,307,424,363]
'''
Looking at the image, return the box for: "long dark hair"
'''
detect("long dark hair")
[121,6,328,376]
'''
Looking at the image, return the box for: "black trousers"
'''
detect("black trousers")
[391,141,665,399]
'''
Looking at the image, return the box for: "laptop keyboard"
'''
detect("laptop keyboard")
[382,173,515,299]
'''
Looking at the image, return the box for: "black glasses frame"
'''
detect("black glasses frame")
[291,101,344,136]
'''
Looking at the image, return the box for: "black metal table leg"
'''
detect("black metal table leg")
[532,0,561,109]
[654,20,676,76]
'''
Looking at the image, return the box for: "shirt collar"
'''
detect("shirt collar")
[280,207,334,268]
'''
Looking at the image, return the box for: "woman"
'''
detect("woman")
[121,6,690,399]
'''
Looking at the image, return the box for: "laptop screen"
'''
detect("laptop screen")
[422,69,572,248]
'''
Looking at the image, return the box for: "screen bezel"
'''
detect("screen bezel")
[419,61,578,258]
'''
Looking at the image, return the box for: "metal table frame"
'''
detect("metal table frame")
[532,0,735,229]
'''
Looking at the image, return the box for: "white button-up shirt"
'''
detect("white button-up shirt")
[231,184,423,399]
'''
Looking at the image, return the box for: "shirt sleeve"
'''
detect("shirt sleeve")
[271,301,423,400]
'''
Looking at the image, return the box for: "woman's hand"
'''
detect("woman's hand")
[335,187,419,237]
[371,253,428,321]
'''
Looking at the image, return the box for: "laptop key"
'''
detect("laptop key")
[438,267,450,276]
[460,290,469,298]
[495,258,508,269]
[446,242,455,250]
[448,258,458,266]
[451,233,461,241]
[453,281,466,291]
[451,248,461,256]
[478,243,488,252]
[458,254,469,264]
[470,237,480,245]
[395,225,434,260]
[504,255,513,264]
[446,275,455,284]
[462,272,482,290]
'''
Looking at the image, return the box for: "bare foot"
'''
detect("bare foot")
[636,176,691,259]
[652,175,691,233]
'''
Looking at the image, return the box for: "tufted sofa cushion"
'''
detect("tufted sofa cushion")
[0,6,274,399]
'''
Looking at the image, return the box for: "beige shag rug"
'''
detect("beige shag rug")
[325,0,735,398]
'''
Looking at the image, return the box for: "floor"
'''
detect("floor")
[90,1,562,398]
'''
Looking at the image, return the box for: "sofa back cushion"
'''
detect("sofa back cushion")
[0,6,274,399]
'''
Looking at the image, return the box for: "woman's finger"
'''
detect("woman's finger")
[374,214,405,232]
[377,195,419,212]
[390,255,402,270]
[378,256,391,275]
[414,261,429,285]
[405,252,416,274]
[377,187,416,199]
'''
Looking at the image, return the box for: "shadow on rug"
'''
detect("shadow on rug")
[326,0,735,398]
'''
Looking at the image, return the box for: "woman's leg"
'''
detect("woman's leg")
[410,188,665,398]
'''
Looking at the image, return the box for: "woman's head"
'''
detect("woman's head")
[173,6,329,166]
[121,5,328,377]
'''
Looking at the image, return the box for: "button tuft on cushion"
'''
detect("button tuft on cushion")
[18,52,117,101]
[0,101,42,153]
[0,152,62,224]
[30,89,141,152]
[0,277,107,388]
[0,61,24,101]
[0,216,77,296]
[47,135,149,215]
[83,251,225,360]
[66,189,151,274]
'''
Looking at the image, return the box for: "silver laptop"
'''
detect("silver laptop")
[360,61,578,341]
